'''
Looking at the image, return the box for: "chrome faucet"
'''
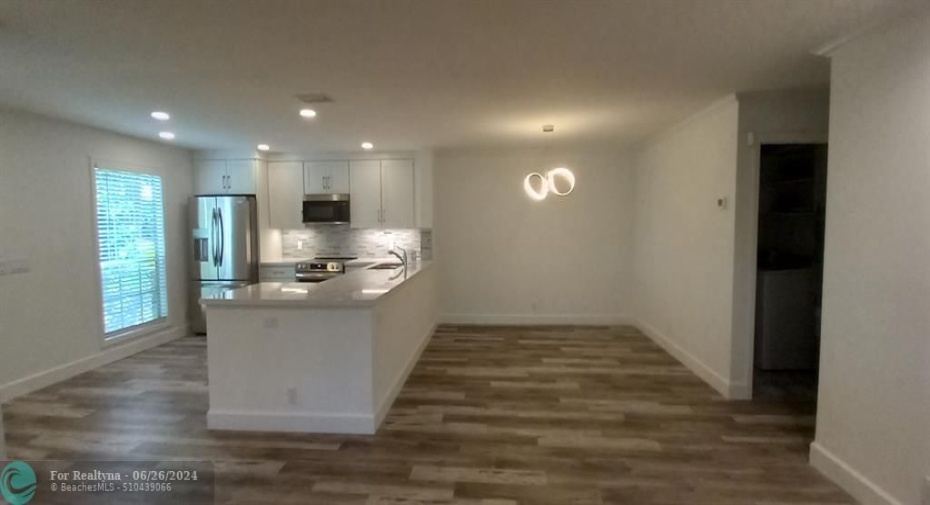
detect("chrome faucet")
[389,247,408,268]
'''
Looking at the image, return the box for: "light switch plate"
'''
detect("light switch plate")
[0,257,30,277]
[7,257,30,275]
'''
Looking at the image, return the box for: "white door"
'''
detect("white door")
[303,161,329,194]
[380,159,415,228]
[327,161,351,193]
[267,161,304,229]
[194,160,227,194]
[224,159,257,194]
[349,160,382,229]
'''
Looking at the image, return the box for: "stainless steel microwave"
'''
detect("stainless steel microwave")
[302,194,351,225]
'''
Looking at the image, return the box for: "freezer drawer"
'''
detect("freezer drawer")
[190,281,251,334]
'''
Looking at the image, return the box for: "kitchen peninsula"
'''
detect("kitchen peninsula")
[202,260,436,434]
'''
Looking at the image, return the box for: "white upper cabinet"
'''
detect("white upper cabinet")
[267,161,304,229]
[194,159,258,195]
[349,159,415,229]
[304,160,350,194]
[194,160,228,194]
[225,159,259,194]
[380,159,415,229]
[349,160,383,229]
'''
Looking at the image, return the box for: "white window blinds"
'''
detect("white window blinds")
[94,167,169,336]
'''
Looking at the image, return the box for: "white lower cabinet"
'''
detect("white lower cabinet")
[259,265,296,281]
[349,159,415,229]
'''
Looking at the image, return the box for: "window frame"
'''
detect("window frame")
[88,157,170,346]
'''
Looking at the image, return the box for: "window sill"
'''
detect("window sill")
[103,320,171,349]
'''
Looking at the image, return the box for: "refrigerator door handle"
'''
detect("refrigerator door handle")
[211,208,219,265]
[218,207,225,267]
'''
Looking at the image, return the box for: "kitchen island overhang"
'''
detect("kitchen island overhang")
[202,261,437,435]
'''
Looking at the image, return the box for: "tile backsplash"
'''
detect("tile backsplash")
[282,226,432,260]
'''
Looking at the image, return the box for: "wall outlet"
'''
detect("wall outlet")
[286,387,298,405]
[263,317,278,329]
[296,240,303,250]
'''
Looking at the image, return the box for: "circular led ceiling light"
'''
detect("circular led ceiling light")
[523,172,549,201]
[546,167,575,196]
[523,168,575,201]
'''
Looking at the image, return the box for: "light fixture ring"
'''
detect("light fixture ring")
[523,172,549,201]
[546,167,576,196]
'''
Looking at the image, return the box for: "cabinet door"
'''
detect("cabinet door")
[267,161,304,230]
[225,159,257,194]
[349,160,383,229]
[303,161,334,194]
[327,161,350,193]
[380,159,415,229]
[194,160,227,194]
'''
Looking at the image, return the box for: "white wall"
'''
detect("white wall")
[0,109,193,398]
[730,89,831,395]
[810,8,930,505]
[631,96,740,397]
[434,145,633,325]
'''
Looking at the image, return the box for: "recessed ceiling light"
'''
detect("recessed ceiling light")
[257,144,270,151]
[299,108,317,118]
[361,142,374,150]
[151,111,170,121]
[158,131,175,140]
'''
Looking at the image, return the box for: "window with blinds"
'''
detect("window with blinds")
[93,166,169,337]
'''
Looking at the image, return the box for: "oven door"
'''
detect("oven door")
[302,195,350,225]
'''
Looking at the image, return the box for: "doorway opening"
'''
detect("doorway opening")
[752,143,828,405]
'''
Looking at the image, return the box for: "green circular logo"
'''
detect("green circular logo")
[0,461,36,505]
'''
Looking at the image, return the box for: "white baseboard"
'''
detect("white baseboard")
[632,318,745,399]
[810,441,904,505]
[207,409,375,435]
[374,319,437,429]
[0,325,189,403]
[440,313,631,326]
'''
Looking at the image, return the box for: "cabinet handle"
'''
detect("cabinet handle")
[223,174,229,189]
[325,175,330,190]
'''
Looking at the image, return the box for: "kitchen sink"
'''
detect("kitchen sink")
[370,263,404,270]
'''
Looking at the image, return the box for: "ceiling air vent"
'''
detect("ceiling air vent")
[296,93,334,104]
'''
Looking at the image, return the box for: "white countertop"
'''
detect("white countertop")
[260,257,401,267]
[202,260,433,308]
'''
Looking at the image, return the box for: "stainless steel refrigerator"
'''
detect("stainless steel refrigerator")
[189,195,259,334]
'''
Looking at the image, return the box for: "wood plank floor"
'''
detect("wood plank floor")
[3,325,853,504]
